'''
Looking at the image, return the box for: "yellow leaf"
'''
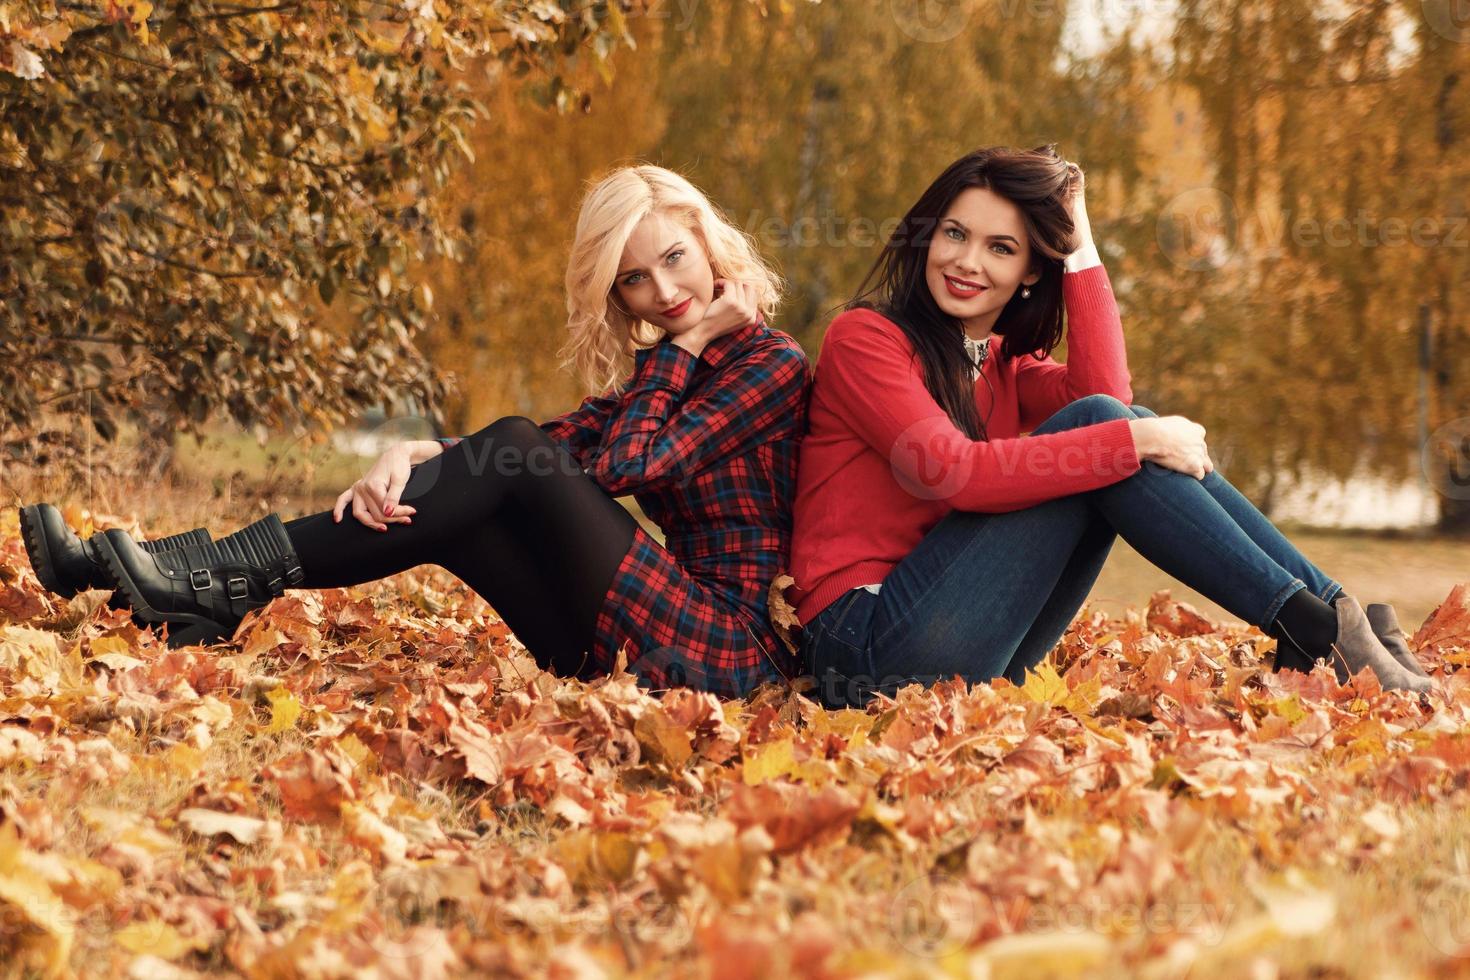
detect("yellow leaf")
[265,688,301,735]
[806,707,872,749]
[742,738,797,785]
[1017,661,1069,707]
[593,831,642,884]
[334,733,374,773]
[553,830,642,887]
[114,920,206,960]
[162,742,204,778]
[1060,674,1105,715]
[1267,694,1308,724]
[1014,661,1103,716]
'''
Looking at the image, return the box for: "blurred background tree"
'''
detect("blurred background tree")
[5,0,1467,537]
[0,0,644,477]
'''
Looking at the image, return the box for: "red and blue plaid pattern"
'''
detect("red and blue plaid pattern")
[440,318,810,698]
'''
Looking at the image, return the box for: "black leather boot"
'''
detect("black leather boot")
[94,513,305,644]
[20,503,212,598]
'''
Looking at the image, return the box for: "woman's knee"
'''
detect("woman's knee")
[1128,404,1159,419]
[461,415,571,478]
[470,414,542,444]
[1032,393,1134,434]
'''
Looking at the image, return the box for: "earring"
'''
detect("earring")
[1021,285,1031,299]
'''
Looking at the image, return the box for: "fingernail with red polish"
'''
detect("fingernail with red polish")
[385,505,393,516]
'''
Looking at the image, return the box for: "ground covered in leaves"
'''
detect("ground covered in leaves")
[2,504,1470,979]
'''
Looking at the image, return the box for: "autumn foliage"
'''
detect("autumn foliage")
[0,0,644,472]
[2,503,1470,976]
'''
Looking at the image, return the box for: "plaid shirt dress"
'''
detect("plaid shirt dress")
[438,318,811,698]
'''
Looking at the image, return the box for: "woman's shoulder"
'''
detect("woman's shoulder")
[749,320,811,367]
[820,306,912,355]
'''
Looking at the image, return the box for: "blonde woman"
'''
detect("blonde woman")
[22,166,812,698]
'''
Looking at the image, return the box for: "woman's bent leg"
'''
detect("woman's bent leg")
[282,416,637,675]
[1125,405,1342,607]
[1002,514,1118,684]
[832,395,1320,705]
[821,493,1099,704]
[1066,397,1309,629]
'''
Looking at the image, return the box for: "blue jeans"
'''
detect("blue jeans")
[801,395,1343,709]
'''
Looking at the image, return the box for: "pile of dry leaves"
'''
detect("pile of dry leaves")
[1,504,1469,978]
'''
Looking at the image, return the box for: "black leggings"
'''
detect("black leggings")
[282,416,637,677]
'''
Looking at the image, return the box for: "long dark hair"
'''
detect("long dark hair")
[847,144,1080,440]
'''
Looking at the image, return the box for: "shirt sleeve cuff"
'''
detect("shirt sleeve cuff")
[632,340,699,392]
[1064,240,1102,273]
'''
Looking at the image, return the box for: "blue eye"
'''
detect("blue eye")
[622,272,643,286]
[667,249,684,263]
[992,243,1014,255]
[946,227,964,241]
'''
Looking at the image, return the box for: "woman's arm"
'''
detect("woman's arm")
[586,334,809,496]
[395,439,452,465]
[823,312,1139,513]
[540,390,623,469]
[1014,183,1133,429]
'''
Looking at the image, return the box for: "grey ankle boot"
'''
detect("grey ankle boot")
[1365,602,1430,678]
[1330,595,1432,694]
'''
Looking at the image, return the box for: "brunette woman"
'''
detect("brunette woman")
[787,145,1430,709]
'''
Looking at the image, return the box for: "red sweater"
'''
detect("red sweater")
[787,264,1142,626]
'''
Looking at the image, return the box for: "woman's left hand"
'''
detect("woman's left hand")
[1063,162,1094,252]
[675,279,759,357]
[1064,162,1085,212]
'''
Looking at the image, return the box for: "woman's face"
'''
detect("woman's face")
[923,186,1041,336]
[612,211,716,336]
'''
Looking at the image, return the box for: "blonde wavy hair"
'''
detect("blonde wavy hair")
[560,164,784,395]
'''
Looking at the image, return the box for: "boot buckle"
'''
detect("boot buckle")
[286,564,304,585]
[190,569,212,591]
[227,576,249,600]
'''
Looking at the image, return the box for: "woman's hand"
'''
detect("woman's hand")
[333,443,420,531]
[1128,416,1215,480]
[673,279,759,357]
